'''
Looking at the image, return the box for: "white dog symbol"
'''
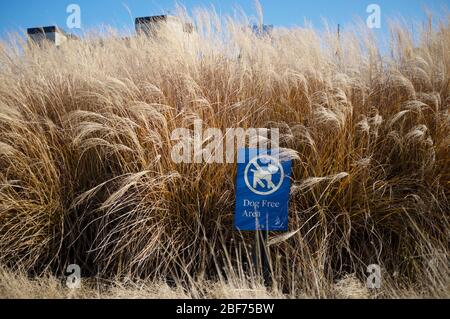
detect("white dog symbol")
[251,162,279,190]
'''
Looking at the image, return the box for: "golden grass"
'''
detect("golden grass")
[1,266,447,299]
[0,8,449,298]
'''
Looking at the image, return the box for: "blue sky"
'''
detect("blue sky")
[0,0,448,38]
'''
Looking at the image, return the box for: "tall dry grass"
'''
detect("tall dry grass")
[0,8,448,298]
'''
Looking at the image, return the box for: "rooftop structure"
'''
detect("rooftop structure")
[135,15,194,36]
[27,26,77,47]
[251,24,274,37]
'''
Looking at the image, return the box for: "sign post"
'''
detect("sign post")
[234,148,292,285]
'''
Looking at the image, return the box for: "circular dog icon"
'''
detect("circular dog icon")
[244,154,284,196]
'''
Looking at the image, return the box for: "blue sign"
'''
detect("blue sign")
[234,149,292,231]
